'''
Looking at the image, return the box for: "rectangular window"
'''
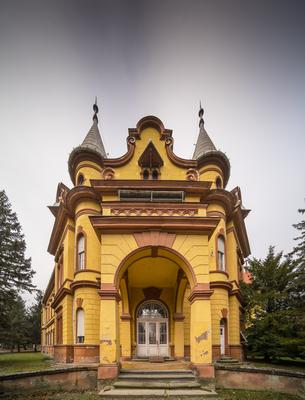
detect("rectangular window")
[56,314,63,344]
[138,322,146,344]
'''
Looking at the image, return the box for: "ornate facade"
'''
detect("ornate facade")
[41,103,250,381]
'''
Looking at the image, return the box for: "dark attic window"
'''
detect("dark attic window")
[216,177,222,189]
[143,169,149,180]
[152,169,159,180]
[77,174,84,185]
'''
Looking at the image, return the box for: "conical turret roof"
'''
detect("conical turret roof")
[80,119,107,158]
[68,100,107,183]
[192,120,216,159]
[192,104,231,186]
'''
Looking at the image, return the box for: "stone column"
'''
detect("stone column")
[189,284,214,380]
[173,313,185,359]
[98,284,121,380]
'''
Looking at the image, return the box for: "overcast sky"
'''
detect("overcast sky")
[0,0,305,295]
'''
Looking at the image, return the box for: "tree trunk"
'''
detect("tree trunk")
[34,343,37,352]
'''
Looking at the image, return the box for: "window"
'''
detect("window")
[217,236,225,271]
[137,301,168,319]
[143,169,149,180]
[76,308,85,343]
[152,169,159,180]
[57,258,63,289]
[56,313,63,344]
[77,174,84,185]
[77,234,85,270]
[216,177,222,189]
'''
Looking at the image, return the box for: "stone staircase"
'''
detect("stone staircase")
[99,369,218,399]
[215,355,241,365]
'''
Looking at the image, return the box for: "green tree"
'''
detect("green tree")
[241,247,298,361]
[0,190,36,347]
[0,294,30,351]
[27,290,43,351]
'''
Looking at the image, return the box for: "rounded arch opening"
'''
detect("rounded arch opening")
[114,246,196,290]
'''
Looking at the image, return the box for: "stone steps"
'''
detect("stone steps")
[113,380,201,389]
[216,356,241,365]
[99,388,218,399]
[99,369,218,399]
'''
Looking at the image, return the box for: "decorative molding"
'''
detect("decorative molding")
[221,308,228,318]
[209,270,229,278]
[52,287,72,309]
[120,313,132,321]
[143,286,162,300]
[76,298,83,308]
[110,207,198,217]
[74,269,101,277]
[133,232,176,248]
[186,168,199,181]
[98,283,121,302]
[75,162,102,175]
[210,281,233,291]
[128,115,172,140]
[188,284,214,304]
[173,313,185,321]
[90,215,220,236]
[102,167,115,180]
[207,211,226,219]
[70,280,100,292]
[75,208,101,219]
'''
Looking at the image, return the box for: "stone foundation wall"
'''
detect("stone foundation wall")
[216,365,305,399]
[0,367,97,394]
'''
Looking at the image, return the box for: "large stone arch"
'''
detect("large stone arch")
[113,245,197,290]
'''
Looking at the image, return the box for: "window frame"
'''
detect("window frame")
[216,234,226,272]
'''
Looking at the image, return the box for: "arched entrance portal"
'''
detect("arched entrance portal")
[137,301,169,358]
[115,246,196,361]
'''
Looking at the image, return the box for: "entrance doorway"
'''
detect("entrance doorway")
[136,301,169,358]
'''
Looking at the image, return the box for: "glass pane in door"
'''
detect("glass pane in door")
[159,322,167,344]
[148,322,157,344]
[138,322,146,344]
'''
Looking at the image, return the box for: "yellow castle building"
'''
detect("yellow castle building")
[41,103,250,381]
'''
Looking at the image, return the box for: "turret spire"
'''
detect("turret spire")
[93,96,98,123]
[68,99,107,182]
[193,102,216,159]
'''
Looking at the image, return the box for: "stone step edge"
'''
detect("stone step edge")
[120,369,193,374]
[118,375,195,380]
[99,388,218,398]
[113,381,201,388]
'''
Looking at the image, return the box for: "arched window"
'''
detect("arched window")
[216,176,222,189]
[137,301,168,319]
[152,169,159,180]
[143,169,149,180]
[77,234,85,270]
[217,236,225,271]
[76,308,85,343]
[77,173,84,185]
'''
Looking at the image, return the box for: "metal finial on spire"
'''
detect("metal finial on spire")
[93,97,99,123]
[198,101,204,126]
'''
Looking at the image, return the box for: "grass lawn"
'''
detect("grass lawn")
[1,389,302,400]
[0,352,54,374]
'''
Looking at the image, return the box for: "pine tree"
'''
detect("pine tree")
[0,190,36,337]
[0,294,31,351]
[27,290,43,351]
[0,190,35,299]
[240,247,299,361]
